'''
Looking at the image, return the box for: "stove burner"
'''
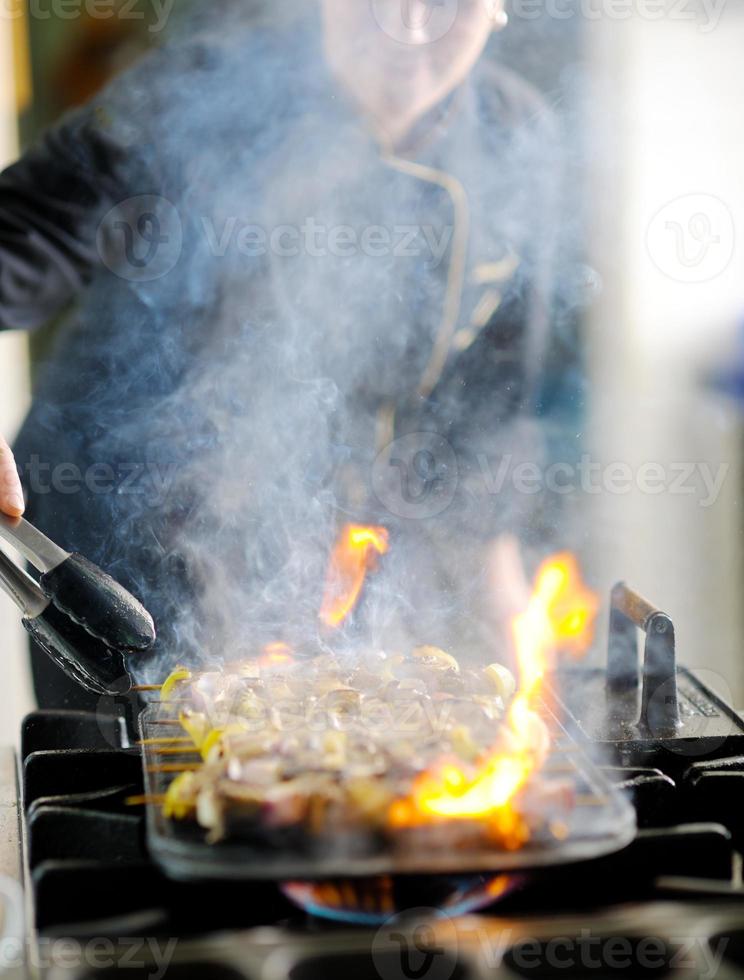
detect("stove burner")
[281,874,521,925]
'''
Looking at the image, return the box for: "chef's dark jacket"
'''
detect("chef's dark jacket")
[0,13,575,708]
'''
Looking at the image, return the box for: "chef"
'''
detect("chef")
[0,0,564,707]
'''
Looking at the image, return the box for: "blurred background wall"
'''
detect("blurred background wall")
[587,8,744,706]
[0,4,34,744]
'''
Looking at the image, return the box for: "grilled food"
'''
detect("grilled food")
[149,648,565,848]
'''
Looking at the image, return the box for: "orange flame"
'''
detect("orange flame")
[388,552,598,849]
[319,524,390,629]
[259,642,294,668]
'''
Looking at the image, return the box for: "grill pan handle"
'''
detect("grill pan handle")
[608,582,680,737]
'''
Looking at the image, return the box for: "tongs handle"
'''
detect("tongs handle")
[0,513,69,573]
[40,554,156,654]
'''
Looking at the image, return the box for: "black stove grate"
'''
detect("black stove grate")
[21,704,299,937]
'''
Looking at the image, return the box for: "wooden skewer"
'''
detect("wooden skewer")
[132,685,162,692]
[574,794,609,807]
[542,762,577,774]
[138,737,193,746]
[140,699,191,706]
[146,764,202,774]
[126,794,196,813]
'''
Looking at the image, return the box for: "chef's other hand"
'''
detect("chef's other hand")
[0,436,24,517]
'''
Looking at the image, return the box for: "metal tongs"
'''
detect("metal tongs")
[0,513,156,695]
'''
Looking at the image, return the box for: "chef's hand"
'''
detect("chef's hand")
[0,436,24,517]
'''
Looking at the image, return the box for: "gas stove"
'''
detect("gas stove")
[8,583,744,979]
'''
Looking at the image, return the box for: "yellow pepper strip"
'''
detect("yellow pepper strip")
[199,724,249,761]
[483,663,517,701]
[178,711,211,751]
[451,725,480,762]
[161,667,192,701]
[200,727,227,760]
[163,772,197,820]
[412,646,460,672]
